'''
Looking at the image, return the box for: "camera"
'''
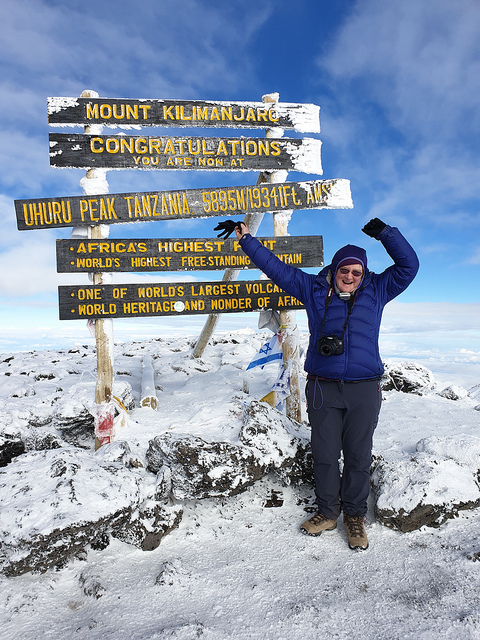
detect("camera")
[318,335,344,357]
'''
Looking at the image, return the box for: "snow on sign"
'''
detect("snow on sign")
[15,179,352,231]
[56,236,324,273]
[47,97,320,133]
[59,280,304,320]
[48,133,322,173]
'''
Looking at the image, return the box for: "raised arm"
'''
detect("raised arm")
[362,218,419,301]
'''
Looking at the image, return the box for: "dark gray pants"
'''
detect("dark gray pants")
[305,378,382,519]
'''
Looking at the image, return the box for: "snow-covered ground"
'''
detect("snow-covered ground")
[1,328,480,640]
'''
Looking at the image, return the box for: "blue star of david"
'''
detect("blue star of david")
[259,343,273,356]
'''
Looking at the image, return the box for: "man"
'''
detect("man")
[227,217,419,550]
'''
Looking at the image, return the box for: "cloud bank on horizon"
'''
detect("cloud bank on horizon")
[0,0,479,352]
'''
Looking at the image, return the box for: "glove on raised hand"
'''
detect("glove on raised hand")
[214,220,244,239]
[362,218,386,239]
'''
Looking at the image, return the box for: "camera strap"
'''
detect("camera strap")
[319,286,357,340]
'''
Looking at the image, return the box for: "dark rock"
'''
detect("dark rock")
[146,432,266,500]
[24,430,63,452]
[113,501,183,551]
[51,381,135,447]
[0,432,25,467]
[79,571,107,599]
[113,380,136,411]
[145,401,312,500]
[381,361,436,395]
[52,402,94,446]
[0,448,182,576]
[263,489,284,508]
[155,559,189,586]
[240,400,312,484]
[438,385,468,400]
[372,451,480,532]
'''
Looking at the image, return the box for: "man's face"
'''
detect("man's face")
[335,264,363,293]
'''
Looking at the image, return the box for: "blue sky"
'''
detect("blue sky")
[1,0,480,361]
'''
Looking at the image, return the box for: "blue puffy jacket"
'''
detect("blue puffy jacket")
[239,225,419,381]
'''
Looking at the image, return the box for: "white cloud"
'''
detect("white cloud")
[1,0,273,99]
[381,301,480,333]
[314,0,480,262]
[319,0,480,141]
[0,238,57,296]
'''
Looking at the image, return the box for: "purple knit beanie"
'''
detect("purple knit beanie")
[330,244,367,273]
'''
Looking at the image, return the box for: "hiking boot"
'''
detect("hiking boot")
[343,514,369,550]
[301,512,337,536]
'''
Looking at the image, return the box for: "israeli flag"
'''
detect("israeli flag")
[271,361,291,400]
[246,334,283,370]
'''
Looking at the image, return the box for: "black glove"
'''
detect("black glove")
[362,218,386,239]
[214,220,244,239]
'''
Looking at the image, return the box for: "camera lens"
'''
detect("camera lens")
[319,343,333,356]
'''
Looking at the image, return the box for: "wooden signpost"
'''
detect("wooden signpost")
[15,89,353,441]
[47,97,320,132]
[56,235,323,273]
[15,178,352,231]
[49,132,322,173]
[59,279,305,321]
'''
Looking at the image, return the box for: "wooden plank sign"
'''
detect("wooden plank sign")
[56,236,323,273]
[48,133,322,173]
[15,179,352,230]
[58,280,305,320]
[47,97,320,133]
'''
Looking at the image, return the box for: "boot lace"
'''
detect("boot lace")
[345,515,365,538]
[309,512,330,525]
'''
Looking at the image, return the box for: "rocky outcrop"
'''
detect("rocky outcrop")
[146,401,312,500]
[381,361,437,395]
[438,385,469,400]
[1,346,479,575]
[372,435,480,532]
[0,445,182,577]
[240,400,312,484]
[147,432,266,500]
[0,429,25,467]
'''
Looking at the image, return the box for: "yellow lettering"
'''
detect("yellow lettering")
[164,139,176,154]
[106,138,119,153]
[196,106,208,120]
[126,105,138,120]
[217,140,228,155]
[113,104,125,119]
[221,106,233,121]
[179,106,191,121]
[141,195,152,217]
[120,138,134,154]
[139,105,151,119]
[86,104,99,119]
[270,141,281,156]
[135,138,148,154]
[100,104,112,119]
[90,137,104,153]
[233,107,245,121]
[163,105,175,120]
[202,140,214,155]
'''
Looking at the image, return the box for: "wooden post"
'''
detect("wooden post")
[192,93,285,359]
[272,211,302,423]
[192,93,302,423]
[191,170,269,359]
[77,90,115,450]
[140,355,158,409]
